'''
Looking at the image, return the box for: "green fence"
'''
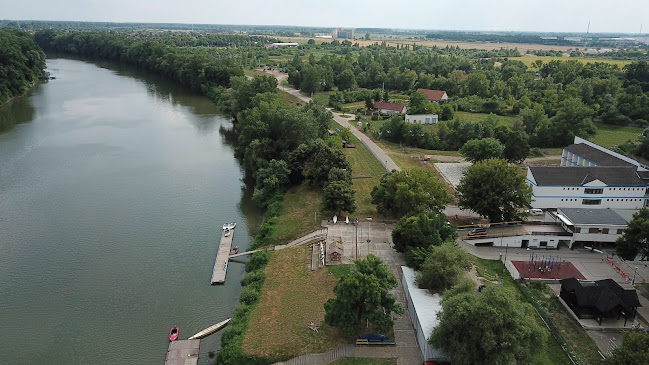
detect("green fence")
[517,282,581,365]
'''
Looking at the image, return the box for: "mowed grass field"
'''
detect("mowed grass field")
[588,123,646,148]
[509,56,633,68]
[270,184,324,245]
[241,245,347,357]
[342,133,387,217]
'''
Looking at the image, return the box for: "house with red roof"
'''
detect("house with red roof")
[373,101,407,115]
[417,89,448,103]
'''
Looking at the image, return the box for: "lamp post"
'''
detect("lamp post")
[633,266,639,285]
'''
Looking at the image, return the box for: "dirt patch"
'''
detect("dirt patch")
[523,156,562,167]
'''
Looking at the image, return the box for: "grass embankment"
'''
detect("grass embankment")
[242,245,348,358]
[471,257,572,365]
[268,184,324,245]
[522,282,604,365]
[341,133,387,217]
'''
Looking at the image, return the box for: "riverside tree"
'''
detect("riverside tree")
[371,168,450,217]
[616,208,649,260]
[430,284,547,365]
[607,331,649,364]
[456,158,532,222]
[324,255,404,336]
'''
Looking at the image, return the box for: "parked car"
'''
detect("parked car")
[467,227,487,237]
[526,208,543,216]
[359,334,390,342]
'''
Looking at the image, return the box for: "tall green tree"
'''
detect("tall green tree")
[324,255,404,336]
[456,159,532,222]
[460,137,505,162]
[371,169,450,217]
[607,331,649,365]
[616,208,649,260]
[322,180,356,214]
[392,212,456,253]
[504,126,531,164]
[408,91,435,114]
[417,242,470,291]
[430,284,547,365]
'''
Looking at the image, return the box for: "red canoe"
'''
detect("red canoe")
[169,326,179,342]
[230,246,239,255]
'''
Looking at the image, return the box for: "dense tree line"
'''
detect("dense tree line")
[0,29,46,108]
[33,30,244,92]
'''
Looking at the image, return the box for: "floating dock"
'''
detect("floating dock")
[164,339,200,365]
[188,318,231,340]
[211,227,235,284]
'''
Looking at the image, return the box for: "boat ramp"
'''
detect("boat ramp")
[164,339,200,365]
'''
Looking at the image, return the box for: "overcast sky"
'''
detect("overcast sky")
[1,0,647,34]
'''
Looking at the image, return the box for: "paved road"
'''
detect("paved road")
[263,69,401,173]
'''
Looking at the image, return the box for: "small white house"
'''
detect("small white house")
[405,114,438,125]
[373,101,406,115]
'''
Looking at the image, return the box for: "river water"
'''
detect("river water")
[0,58,258,364]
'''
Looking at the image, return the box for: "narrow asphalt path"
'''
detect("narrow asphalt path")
[265,70,401,173]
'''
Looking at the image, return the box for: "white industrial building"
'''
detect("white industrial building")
[401,266,449,363]
[527,166,648,210]
[546,208,628,248]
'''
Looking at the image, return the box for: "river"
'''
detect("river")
[0,58,259,364]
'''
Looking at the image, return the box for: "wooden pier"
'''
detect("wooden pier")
[164,339,200,365]
[188,318,231,339]
[211,228,235,284]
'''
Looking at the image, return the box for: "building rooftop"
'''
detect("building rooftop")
[558,208,628,226]
[529,166,645,187]
[416,88,447,101]
[373,101,405,111]
[565,143,634,167]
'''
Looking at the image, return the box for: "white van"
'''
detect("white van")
[527,208,543,216]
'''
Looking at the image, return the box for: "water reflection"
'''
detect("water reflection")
[0,84,38,133]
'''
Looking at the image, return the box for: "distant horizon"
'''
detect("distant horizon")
[2,19,646,37]
[1,0,647,34]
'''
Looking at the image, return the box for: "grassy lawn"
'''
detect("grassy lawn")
[241,245,347,358]
[330,358,397,365]
[342,134,387,217]
[509,56,632,69]
[589,124,645,148]
[269,183,324,245]
[470,257,572,365]
[278,90,306,106]
[454,111,520,127]
[523,282,603,365]
[312,91,335,105]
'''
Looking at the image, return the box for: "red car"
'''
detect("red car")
[467,227,487,237]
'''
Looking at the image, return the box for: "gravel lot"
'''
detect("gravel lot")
[434,162,471,189]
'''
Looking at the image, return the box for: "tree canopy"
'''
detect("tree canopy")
[392,212,456,253]
[0,29,46,109]
[371,169,450,217]
[324,255,404,336]
[616,208,649,260]
[417,242,470,291]
[456,158,532,222]
[430,284,547,365]
[459,137,505,162]
[607,331,649,365]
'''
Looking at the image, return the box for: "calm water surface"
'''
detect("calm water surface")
[0,58,259,364]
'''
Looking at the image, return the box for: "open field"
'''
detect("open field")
[588,123,646,148]
[242,245,346,357]
[342,133,387,217]
[454,111,519,126]
[510,56,633,68]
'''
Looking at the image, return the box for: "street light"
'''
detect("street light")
[633,266,639,285]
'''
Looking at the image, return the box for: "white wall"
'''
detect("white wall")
[405,114,438,124]
[572,225,624,243]
[529,185,647,210]
[466,234,564,249]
